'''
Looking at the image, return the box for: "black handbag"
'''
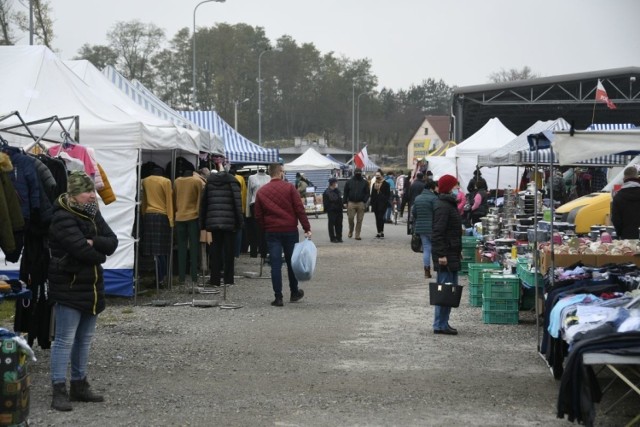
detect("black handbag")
[429,281,464,307]
[410,234,422,253]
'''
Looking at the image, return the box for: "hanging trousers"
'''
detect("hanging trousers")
[176,219,199,282]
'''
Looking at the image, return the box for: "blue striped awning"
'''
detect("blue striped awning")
[179,111,279,164]
[102,66,223,154]
[284,170,332,194]
[519,149,633,166]
[586,123,637,130]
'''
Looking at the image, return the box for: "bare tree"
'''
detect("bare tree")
[488,66,540,83]
[14,0,54,48]
[0,0,14,45]
[107,20,165,86]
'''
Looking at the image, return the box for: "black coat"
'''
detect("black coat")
[343,175,369,204]
[431,193,462,272]
[323,187,343,213]
[200,171,243,232]
[48,195,118,315]
[611,183,640,239]
[408,180,425,207]
[370,180,391,212]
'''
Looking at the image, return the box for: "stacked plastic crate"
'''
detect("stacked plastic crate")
[517,258,544,310]
[460,236,479,275]
[467,262,501,307]
[482,273,520,324]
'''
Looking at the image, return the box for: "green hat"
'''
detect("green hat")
[67,171,95,196]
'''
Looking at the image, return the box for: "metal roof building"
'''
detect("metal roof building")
[452,67,640,142]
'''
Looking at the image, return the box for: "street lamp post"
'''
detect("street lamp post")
[233,98,250,131]
[356,92,369,154]
[192,0,225,110]
[351,83,355,170]
[258,47,281,146]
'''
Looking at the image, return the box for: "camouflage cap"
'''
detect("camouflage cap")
[67,171,95,196]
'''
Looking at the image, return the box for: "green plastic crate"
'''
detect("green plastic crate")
[469,283,483,297]
[520,287,539,310]
[482,297,519,312]
[483,274,520,299]
[468,262,501,285]
[469,294,483,307]
[460,260,471,275]
[518,267,545,288]
[462,236,479,245]
[482,309,519,324]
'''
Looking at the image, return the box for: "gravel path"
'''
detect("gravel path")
[11,213,637,426]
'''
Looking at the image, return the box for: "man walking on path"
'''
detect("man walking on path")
[343,167,369,240]
[255,163,312,307]
[323,177,343,243]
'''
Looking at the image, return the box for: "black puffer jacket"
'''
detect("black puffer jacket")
[431,193,462,272]
[200,171,243,231]
[611,182,640,239]
[48,195,118,315]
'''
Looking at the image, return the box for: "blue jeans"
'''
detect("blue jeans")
[419,234,432,268]
[50,304,97,384]
[433,270,458,331]
[266,231,299,298]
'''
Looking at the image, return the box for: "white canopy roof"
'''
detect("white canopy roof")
[478,118,570,167]
[444,118,519,191]
[552,130,640,165]
[0,46,199,153]
[285,147,343,170]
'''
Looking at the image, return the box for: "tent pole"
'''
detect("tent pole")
[533,139,541,353]
[168,149,177,290]
[134,148,142,306]
[495,166,500,206]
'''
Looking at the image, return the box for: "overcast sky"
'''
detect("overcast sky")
[28,0,640,90]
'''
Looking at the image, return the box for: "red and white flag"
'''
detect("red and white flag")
[354,146,369,170]
[595,80,617,110]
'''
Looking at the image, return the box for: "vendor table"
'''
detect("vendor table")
[583,351,640,427]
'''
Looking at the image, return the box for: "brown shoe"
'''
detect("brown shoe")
[424,266,431,278]
[355,236,362,240]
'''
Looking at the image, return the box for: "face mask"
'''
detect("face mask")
[452,189,459,196]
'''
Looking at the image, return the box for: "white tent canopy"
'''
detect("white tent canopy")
[552,130,640,165]
[478,118,570,167]
[285,147,342,170]
[0,46,199,296]
[447,117,519,191]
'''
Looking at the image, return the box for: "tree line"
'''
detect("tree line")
[0,5,536,158]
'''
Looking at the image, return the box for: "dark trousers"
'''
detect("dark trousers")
[210,230,236,285]
[374,208,386,233]
[247,205,267,258]
[176,219,199,282]
[327,211,343,241]
[266,231,299,298]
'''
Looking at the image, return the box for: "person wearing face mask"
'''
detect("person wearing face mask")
[370,171,391,238]
[48,171,118,411]
[342,167,369,240]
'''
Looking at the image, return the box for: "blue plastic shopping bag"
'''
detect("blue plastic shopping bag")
[291,238,317,281]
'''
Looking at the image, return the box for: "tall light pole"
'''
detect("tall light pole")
[233,98,250,131]
[192,0,225,110]
[258,47,281,146]
[351,82,356,170]
[356,91,369,154]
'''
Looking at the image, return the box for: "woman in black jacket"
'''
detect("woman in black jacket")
[431,174,462,336]
[48,171,118,411]
[370,171,391,238]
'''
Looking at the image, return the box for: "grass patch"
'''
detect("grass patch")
[0,301,16,323]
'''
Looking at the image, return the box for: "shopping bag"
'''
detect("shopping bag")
[410,234,422,253]
[429,281,464,307]
[291,238,317,281]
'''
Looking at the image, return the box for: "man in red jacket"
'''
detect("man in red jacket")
[255,163,312,307]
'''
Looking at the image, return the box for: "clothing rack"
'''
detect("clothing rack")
[0,113,79,152]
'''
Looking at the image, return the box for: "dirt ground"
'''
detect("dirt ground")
[10,213,639,426]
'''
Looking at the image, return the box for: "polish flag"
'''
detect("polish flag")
[595,80,617,110]
[354,146,368,170]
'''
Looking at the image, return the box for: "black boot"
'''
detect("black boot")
[424,266,431,279]
[51,382,73,411]
[70,378,104,402]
